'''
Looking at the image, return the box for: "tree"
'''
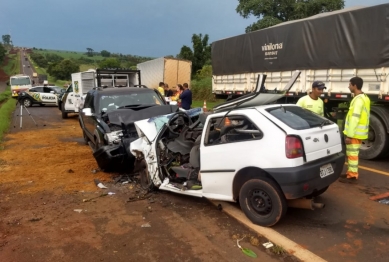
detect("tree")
[45,53,63,64]
[98,58,121,68]
[236,0,345,32]
[177,33,211,75]
[100,50,111,57]
[2,34,11,45]
[30,53,48,68]
[47,59,79,80]
[0,43,6,64]
[86,47,94,57]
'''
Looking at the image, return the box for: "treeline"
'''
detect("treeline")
[29,50,154,80]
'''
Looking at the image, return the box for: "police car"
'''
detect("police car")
[18,85,64,107]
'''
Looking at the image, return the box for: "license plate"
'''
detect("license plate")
[320,163,334,178]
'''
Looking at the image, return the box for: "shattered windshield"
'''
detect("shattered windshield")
[99,92,164,113]
[10,77,31,86]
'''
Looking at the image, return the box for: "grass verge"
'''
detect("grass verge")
[0,98,17,142]
[0,91,11,103]
[3,52,20,76]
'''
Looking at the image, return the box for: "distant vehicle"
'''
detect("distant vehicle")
[9,74,32,97]
[32,72,38,78]
[137,57,192,90]
[18,86,63,107]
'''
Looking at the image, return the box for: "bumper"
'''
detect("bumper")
[265,153,345,199]
[93,143,135,171]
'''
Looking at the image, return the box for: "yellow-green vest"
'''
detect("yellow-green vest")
[343,94,370,139]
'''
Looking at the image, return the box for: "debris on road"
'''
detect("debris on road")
[263,241,274,249]
[94,179,108,189]
[74,209,83,213]
[28,217,42,222]
[108,192,116,195]
[91,168,101,174]
[82,193,108,202]
[141,223,151,228]
[67,169,74,173]
[237,237,257,258]
[378,198,389,205]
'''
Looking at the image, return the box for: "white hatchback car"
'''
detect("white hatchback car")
[128,71,345,226]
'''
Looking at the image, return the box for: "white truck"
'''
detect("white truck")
[137,57,192,89]
[59,68,141,118]
[9,74,33,97]
[211,3,389,160]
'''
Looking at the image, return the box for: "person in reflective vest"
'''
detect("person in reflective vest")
[340,76,370,184]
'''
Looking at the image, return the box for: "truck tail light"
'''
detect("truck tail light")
[285,135,304,159]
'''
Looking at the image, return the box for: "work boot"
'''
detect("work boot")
[338,177,358,184]
[339,174,347,178]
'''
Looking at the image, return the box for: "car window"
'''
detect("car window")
[266,106,332,130]
[204,115,263,146]
[30,87,43,92]
[83,93,93,111]
[67,85,73,92]
[98,92,164,113]
[43,87,52,93]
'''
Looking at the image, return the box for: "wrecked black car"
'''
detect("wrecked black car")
[78,87,179,171]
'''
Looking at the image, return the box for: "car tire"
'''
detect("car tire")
[61,103,68,119]
[239,178,287,227]
[82,130,89,145]
[23,98,32,107]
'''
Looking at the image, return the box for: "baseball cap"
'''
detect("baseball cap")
[312,81,326,89]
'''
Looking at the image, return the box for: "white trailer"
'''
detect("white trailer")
[211,4,389,160]
[137,57,192,89]
[59,68,141,118]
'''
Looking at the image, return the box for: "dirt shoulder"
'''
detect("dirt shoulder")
[0,107,297,262]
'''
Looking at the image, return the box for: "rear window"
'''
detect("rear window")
[266,106,333,130]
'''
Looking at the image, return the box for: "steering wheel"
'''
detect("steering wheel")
[166,111,192,135]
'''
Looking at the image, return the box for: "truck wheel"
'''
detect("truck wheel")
[61,103,68,119]
[239,178,287,227]
[359,114,389,159]
[23,98,32,107]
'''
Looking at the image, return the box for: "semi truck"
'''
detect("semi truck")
[9,74,33,97]
[59,68,141,118]
[211,3,389,160]
[137,57,192,89]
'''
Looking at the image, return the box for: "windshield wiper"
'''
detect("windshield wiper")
[117,104,156,109]
[320,120,331,128]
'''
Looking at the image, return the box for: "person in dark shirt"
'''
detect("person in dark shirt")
[179,83,192,110]
[164,83,173,97]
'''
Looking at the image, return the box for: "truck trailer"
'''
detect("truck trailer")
[137,57,192,89]
[211,3,389,160]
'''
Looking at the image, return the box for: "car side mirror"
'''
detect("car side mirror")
[82,108,93,116]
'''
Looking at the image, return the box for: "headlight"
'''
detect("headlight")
[104,131,123,144]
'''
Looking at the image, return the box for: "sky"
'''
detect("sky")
[0,0,387,58]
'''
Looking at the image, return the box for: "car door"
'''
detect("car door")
[41,87,57,104]
[199,111,267,201]
[81,93,95,140]
[64,85,75,111]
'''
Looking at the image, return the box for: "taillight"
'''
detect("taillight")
[285,135,304,159]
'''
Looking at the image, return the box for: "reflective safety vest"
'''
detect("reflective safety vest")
[343,94,371,139]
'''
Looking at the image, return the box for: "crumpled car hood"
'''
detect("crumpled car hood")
[106,105,179,126]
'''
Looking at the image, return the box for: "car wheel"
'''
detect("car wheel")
[239,178,287,227]
[82,130,89,145]
[23,98,32,107]
[61,103,68,119]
